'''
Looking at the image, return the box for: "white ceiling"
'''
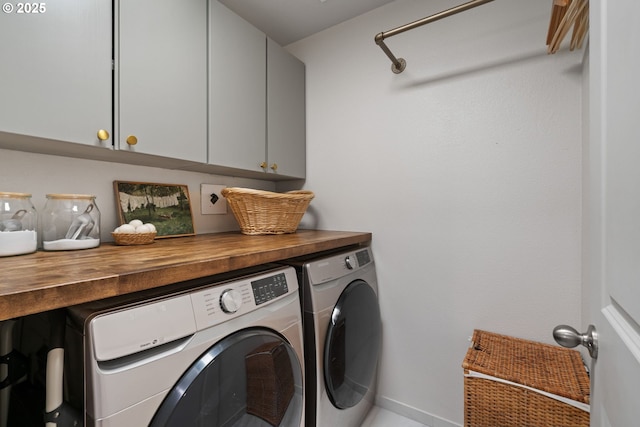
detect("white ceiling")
[218,0,396,46]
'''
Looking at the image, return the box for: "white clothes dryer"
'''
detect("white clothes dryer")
[66,265,305,427]
[284,246,381,427]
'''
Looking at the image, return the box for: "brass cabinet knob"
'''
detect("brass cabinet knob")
[270,163,278,171]
[126,135,138,146]
[260,162,267,170]
[97,129,110,141]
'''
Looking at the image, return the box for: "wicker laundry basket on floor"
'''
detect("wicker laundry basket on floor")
[462,329,590,427]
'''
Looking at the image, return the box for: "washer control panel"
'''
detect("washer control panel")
[251,272,289,305]
[219,288,244,313]
[88,266,298,361]
[190,266,298,330]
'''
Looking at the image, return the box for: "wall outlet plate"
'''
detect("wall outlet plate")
[200,184,227,215]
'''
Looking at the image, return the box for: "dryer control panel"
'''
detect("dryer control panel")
[306,247,373,285]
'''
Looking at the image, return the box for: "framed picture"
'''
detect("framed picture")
[114,181,195,238]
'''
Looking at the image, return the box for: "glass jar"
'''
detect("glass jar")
[42,194,100,251]
[0,192,38,256]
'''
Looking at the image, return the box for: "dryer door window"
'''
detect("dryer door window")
[324,279,381,409]
[150,328,303,427]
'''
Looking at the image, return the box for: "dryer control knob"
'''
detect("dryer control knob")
[345,256,355,270]
[220,289,243,313]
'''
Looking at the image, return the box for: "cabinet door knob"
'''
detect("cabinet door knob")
[97,129,110,141]
[260,162,267,170]
[270,163,278,171]
[126,135,138,146]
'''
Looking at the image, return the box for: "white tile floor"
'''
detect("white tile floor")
[361,406,429,427]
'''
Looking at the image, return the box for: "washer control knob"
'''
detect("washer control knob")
[345,255,355,270]
[220,289,243,313]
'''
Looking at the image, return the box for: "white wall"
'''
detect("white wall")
[0,149,275,239]
[286,0,584,425]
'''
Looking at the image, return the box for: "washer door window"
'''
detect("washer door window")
[324,280,381,409]
[150,329,303,427]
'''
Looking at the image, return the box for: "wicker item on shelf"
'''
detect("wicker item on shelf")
[221,187,314,235]
[111,232,157,245]
[462,329,590,427]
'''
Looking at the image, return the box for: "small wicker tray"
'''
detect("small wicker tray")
[221,187,314,235]
[111,232,157,245]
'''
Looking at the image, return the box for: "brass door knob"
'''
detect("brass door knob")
[270,163,278,171]
[260,162,267,170]
[126,135,138,146]
[97,129,110,141]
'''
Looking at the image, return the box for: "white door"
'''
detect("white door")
[585,0,640,425]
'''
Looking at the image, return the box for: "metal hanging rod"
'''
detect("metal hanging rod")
[374,0,495,74]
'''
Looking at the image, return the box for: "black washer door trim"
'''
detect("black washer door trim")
[150,327,302,426]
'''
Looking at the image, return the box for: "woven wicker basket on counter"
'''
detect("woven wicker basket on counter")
[111,232,157,245]
[221,187,314,235]
[462,329,590,427]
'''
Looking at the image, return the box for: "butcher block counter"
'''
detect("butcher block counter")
[0,230,371,321]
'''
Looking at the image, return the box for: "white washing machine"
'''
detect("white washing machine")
[284,246,381,427]
[66,265,305,427]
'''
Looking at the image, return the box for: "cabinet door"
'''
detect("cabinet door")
[267,39,306,179]
[209,0,266,172]
[118,0,207,162]
[0,0,112,147]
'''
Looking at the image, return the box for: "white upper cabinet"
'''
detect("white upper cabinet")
[209,1,306,179]
[117,0,207,162]
[0,0,112,147]
[0,0,303,180]
[209,0,266,172]
[267,38,306,179]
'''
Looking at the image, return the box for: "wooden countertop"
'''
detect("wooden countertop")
[0,230,371,321]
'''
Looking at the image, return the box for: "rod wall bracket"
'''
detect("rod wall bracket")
[374,32,406,74]
[374,0,495,74]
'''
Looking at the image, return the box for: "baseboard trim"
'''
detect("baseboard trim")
[375,395,461,427]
